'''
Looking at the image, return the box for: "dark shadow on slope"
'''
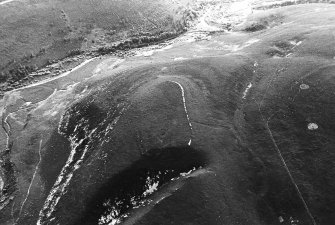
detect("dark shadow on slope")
[75,146,207,225]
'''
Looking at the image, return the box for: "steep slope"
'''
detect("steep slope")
[0,0,193,85]
[1,1,335,225]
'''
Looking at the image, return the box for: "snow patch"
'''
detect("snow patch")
[170,81,193,146]
[308,123,318,130]
[139,50,154,57]
[38,103,127,223]
[180,167,197,177]
[0,176,3,192]
[37,118,98,223]
[300,84,309,90]
[290,40,302,46]
[246,39,260,45]
[143,176,159,197]
[289,216,300,225]
[242,83,252,99]
[174,57,188,61]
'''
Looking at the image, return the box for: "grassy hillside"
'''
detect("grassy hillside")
[2,1,335,225]
[0,0,192,83]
